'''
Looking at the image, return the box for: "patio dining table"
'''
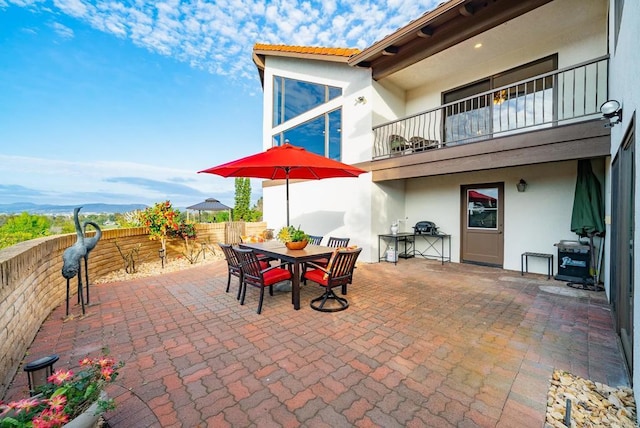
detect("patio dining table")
[239,241,335,310]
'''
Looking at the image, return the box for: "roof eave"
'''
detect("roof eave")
[252,45,357,88]
[348,0,466,66]
[253,47,354,64]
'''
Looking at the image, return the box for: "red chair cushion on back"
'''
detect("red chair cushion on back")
[262,267,291,286]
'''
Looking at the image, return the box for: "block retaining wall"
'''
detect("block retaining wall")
[0,221,267,397]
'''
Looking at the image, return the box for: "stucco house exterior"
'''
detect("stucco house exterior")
[252,0,639,394]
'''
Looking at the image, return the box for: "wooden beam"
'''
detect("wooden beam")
[369,0,553,80]
[459,3,475,17]
[417,26,434,38]
[382,46,399,56]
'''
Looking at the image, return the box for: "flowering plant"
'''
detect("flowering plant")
[0,354,124,428]
[277,225,308,243]
[140,200,181,255]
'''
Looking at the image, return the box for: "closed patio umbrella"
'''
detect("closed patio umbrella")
[571,160,605,236]
[198,143,367,226]
[570,159,605,288]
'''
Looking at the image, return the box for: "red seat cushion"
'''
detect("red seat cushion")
[304,269,328,286]
[262,268,291,286]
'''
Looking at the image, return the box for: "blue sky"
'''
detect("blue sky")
[0,0,438,209]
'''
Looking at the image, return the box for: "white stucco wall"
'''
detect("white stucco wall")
[402,160,607,274]
[260,55,377,261]
[607,0,640,396]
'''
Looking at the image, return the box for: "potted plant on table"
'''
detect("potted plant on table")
[0,353,124,428]
[277,225,309,250]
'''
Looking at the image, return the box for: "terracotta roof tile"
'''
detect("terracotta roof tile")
[253,44,360,58]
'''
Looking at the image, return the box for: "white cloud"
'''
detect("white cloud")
[51,22,74,38]
[11,0,441,84]
[53,0,89,18]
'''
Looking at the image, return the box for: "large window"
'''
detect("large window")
[443,55,557,144]
[273,109,342,160]
[273,76,341,126]
[272,75,343,159]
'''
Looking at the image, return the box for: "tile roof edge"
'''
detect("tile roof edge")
[253,44,360,60]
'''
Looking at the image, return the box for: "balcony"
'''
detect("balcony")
[372,56,609,160]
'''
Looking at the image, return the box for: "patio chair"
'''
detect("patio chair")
[220,244,271,300]
[219,243,243,300]
[302,236,352,284]
[307,234,323,245]
[327,237,350,248]
[305,247,362,312]
[410,136,439,152]
[234,248,292,314]
[389,134,410,155]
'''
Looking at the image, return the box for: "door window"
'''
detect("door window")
[467,187,498,229]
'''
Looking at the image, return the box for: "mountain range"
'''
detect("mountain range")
[0,202,149,215]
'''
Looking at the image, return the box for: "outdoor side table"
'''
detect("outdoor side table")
[521,252,553,279]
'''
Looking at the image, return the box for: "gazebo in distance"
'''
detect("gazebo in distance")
[186,198,232,222]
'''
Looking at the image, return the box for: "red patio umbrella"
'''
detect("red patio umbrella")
[198,143,367,226]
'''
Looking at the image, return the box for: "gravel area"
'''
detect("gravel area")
[95,252,224,284]
[546,370,636,427]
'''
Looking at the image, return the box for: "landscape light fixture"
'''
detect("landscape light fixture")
[516,179,528,192]
[600,100,622,127]
[159,248,166,269]
[24,354,59,396]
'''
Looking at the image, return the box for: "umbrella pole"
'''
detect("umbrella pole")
[286,172,290,227]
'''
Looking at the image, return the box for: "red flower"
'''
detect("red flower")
[13,397,41,413]
[97,356,115,367]
[47,369,73,386]
[32,407,69,428]
[100,366,114,381]
[46,394,66,413]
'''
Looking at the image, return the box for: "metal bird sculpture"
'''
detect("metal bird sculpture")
[62,207,87,316]
[82,220,102,305]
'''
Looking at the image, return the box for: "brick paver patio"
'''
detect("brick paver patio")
[3,258,629,427]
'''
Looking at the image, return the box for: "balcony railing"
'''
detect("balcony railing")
[372,56,609,159]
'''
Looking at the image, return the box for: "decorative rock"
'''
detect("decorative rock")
[546,369,637,427]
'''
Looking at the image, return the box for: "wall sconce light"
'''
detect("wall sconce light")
[355,96,367,105]
[516,179,527,192]
[24,354,59,396]
[600,99,622,127]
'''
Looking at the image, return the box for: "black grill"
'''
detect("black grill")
[413,221,438,235]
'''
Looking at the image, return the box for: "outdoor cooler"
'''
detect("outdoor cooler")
[554,240,590,282]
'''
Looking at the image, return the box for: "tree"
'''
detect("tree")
[251,197,263,221]
[0,212,51,249]
[139,201,180,259]
[234,178,251,221]
[115,210,143,228]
